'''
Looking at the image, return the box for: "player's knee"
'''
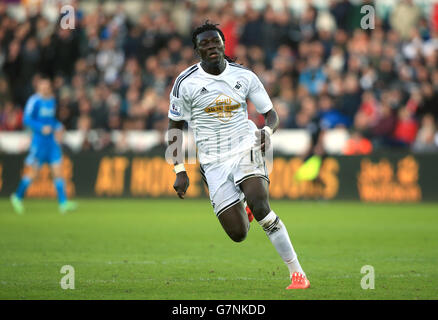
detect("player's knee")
[24,169,36,180]
[52,173,62,180]
[24,173,35,180]
[51,166,62,179]
[229,230,247,242]
[248,198,270,219]
[228,225,248,242]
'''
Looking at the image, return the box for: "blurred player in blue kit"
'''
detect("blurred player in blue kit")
[10,76,77,214]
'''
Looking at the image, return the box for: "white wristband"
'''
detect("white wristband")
[263,126,273,136]
[174,163,186,174]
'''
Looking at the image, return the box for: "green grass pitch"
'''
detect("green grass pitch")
[0,198,437,300]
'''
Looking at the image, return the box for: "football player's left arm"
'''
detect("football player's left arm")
[263,108,279,134]
[54,122,64,144]
[248,72,279,151]
[255,107,279,153]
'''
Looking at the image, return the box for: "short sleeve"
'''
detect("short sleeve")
[248,72,273,114]
[168,83,191,122]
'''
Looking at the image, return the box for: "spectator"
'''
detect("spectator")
[0,77,12,105]
[354,90,379,132]
[52,28,80,78]
[343,130,373,155]
[240,5,263,47]
[319,94,350,129]
[96,39,125,84]
[390,0,421,40]
[330,0,352,31]
[299,54,326,96]
[418,82,438,120]
[413,114,438,152]
[370,102,397,147]
[0,100,22,131]
[0,0,436,154]
[340,73,362,123]
[392,107,419,146]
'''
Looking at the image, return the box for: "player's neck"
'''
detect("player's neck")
[200,59,226,75]
[39,92,52,99]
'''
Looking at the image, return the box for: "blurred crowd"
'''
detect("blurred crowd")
[1,0,438,153]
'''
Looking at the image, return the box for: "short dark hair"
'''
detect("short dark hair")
[37,73,52,82]
[192,21,237,63]
[192,21,225,49]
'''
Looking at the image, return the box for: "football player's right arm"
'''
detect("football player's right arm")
[23,96,51,134]
[167,83,191,199]
[168,119,189,199]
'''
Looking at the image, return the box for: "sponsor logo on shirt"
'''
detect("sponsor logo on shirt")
[204,94,241,123]
[39,107,55,117]
[170,103,181,116]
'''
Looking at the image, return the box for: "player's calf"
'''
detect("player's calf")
[258,211,307,283]
[218,204,250,243]
[222,218,248,242]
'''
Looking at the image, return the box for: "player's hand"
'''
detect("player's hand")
[173,171,189,199]
[55,128,64,143]
[254,128,271,154]
[42,125,52,135]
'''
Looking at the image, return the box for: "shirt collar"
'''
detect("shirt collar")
[197,60,229,79]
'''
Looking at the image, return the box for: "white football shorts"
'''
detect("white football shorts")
[200,147,269,217]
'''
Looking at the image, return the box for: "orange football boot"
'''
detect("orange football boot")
[286,272,310,289]
[245,205,254,223]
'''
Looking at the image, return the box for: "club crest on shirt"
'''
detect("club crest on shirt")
[39,107,55,117]
[204,94,241,123]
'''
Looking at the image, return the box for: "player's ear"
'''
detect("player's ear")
[194,46,201,58]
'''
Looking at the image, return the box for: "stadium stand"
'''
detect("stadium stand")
[0,0,438,155]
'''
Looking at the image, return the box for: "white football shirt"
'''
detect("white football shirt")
[168,60,273,164]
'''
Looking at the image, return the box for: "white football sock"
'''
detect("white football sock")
[258,211,305,278]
